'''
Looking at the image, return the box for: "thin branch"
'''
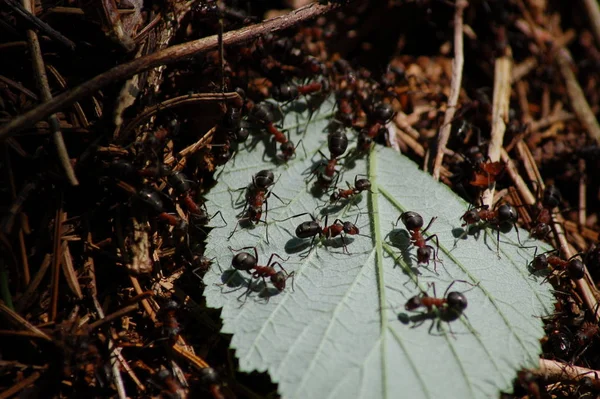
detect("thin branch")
[481,52,512,207]
[0,2,337,140]
[432,0,467,180]
[24,0,79,186]
[556,48,600,144]
[581,0,600,47]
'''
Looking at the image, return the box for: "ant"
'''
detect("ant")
[310,129,349,188]
[228,246,294,298]
[460,201,520,253]
[271,78,330,102]
[356,101,395,152]
[404,280,477,336]
[136,186,188,232]
[250,102,300,161]
[156,300,182,343]
[329,175,371,205]
[530,185,561,239]
[167,171,226,230]
[395,211,441,271]
[228,169,283,243]
[530,249,585,282]
[278,212,364,256]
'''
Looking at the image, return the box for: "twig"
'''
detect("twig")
[0,2,337,140]
[5,0,75,50]
[0,303,52,341]
[0,371,42,399]
[87,303,139,331]
[532,358,600,382]
[49,194,64,321]
[481,52,512,207]
[432,0,467,180]
[582,0,600,47]
[556,48,600,144]
[24,0,79,186]
[15,254,51,312]
[118,92,240,142]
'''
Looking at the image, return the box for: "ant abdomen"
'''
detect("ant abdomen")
[232,252,257,272]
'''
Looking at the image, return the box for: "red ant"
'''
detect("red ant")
[167,171,226,229]
[460,201,520,252]
[277,212,364,256]
[404,280,477,336]
[250,102,300,162]
[156,300,182,343]
[228,246,294,299]
[310,129,348,188]
[136,186,188,232]
[228,169,283,243]
[329,175,372,205]
[271,78,330,102]
[530,249,585,282]
[530,185,561,239]
[396,211,441,271]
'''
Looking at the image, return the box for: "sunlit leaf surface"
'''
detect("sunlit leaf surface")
[203,97,554,399]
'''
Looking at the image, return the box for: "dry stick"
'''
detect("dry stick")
[49,195,64,321]
[481,52,512,207]
[578,159,587,227]
[0,371,42,399]
[0,303,52,341]
[23,0,78,186]
[432,0,467,181]
[15,254,51,312]
[532,358,600,382]
[87,303,139,332]
[0,2,336,140]
[118,92,241,141]
[582,0,600,47]
[164,126,218,169]
[529,110,574,133]
[556,48,600,144]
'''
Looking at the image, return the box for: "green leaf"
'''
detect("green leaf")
[203,97,554,399]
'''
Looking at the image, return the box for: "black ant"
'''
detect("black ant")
[271,78,330,102]
[136,186,188,232]
[404,280,477,336]
[228,169,283,243]
[329,175,371,205]
[156,300,182,343]
[460,201,520,252]
[249,102,300,162]
[278,212,364,256]
[530,185,561,239]
[395,211,442,271]
[530,249,585,282]
[310,129,349,188]
[228,246,294,298]
[167,171,226,230]
[356,101,395,152]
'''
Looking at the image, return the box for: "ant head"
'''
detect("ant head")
[497,204,518,223]
[357,134,373,151]
[373,102,395,123]
[328,130,349,158]
[355,178,371,191]
[400,211,424,231]
[254,169,275,189]
[567,259,585,280]
[271,271,287,291]
[532,253,548,270]
[330,191,340,202]
[280,140,296,155]
[446,292,468,312]
[192,255,213,272]
[231,252,256,272]
[542,185,562,208]
[167,171,191,194]
[416,247,432,264]
[404,296,423,311]
[343,222,359,235]
[461,209,480,224]
[531,223,551,239]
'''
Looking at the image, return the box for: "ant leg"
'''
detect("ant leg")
[300,235,317,259]
[266,252,291,267]
[208,210,228,227]
[273,212,316,223]
[227,217,246,241]
[442,279,480,298]
[421,217,438,235]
